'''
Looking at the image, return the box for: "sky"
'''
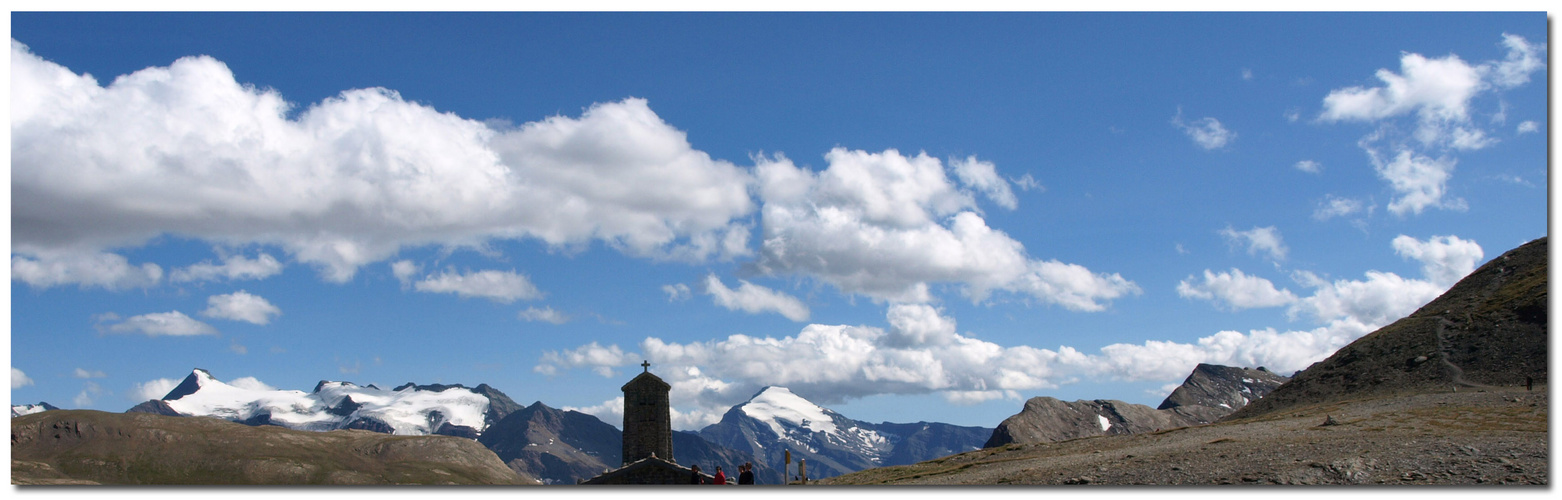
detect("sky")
[5,11,1551,431]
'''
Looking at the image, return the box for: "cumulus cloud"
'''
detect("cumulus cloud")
[702,274,810,322]
[519,306,570,325]
[1318,35,1542,215]
[11,41,755,284]
[391,260,419,285]
[1287,234,1482,324]
[1516,121,1538,134]
[101,311,218,337]
[541,235,1484,428]
[131,378,181,401]
[950,156,1017,209]
[1219,225,1287,261]
[534,342,639,377]
[1293,160,1322,174]
[200,291,282,325]
[170,252,283,283]
[227,376,276,392]
[1172,109,1235,150]
[753,150,1138,309]
[11,250,163,290]
[411,269,543,303]
[1313,195,1366,221]
[74,368,107,379]
[1390,234,1483,287]
[1367,148,1466,216]
[13,368,35,389]
[1177,268,1299,311]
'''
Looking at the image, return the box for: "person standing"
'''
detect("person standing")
[737,463,755,485]
[713,466,727,485]
[689,465,703,485]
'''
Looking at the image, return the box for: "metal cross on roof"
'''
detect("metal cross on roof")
[642,360,650,372]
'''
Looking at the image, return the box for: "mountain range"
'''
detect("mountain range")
[97,367,997,483]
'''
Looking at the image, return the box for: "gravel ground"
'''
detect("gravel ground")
[821,386,1547,486]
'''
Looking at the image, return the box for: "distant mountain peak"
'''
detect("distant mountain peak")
[739,386,839,437]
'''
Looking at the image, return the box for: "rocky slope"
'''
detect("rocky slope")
[984,363,1287,448]
[1227,236,1547,421]
[11,409,534,485]
[822,388,1546,485]
[697,386,992,480]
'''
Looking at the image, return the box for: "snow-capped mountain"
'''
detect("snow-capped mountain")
[11,401,60,417]
[698,386,992,480]
[127,368,521,437]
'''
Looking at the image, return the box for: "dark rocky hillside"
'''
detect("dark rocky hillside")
[1226,236,1547,421]
[477,401,621,484]
[985,363,1287,448]
[10,410,533,485]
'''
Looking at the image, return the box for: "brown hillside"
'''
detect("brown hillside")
[11,410,535,485]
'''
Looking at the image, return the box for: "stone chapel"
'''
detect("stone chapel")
[581,361,712,485]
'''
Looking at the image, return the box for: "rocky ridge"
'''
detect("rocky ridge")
[984,363,1288,448]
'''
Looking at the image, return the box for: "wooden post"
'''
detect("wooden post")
[784,450,791,484]
[799,458,807,484]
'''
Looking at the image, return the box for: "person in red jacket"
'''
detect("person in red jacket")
[712,466,726,485]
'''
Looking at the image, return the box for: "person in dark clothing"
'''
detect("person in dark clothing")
[737,462,755,484]
[690,464,703,485]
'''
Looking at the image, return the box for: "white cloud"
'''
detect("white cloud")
[103,311,219,337]
[200,291,282,325]
[1011,174,1044,193]
[131,378,180,401]
[1391,234,1483,287]
[11,42,756,284]
[564,397,625,428]
[11,250,163,290]
[1320,34,1540,154]
[662,283,691,302]
[1516,121,1538,134]
[753,150,1138,309]
[75,381,107,407]
[170,252,283,283]
[1490,33,1544,89]
[1172,110,1235,150]
[391,260,419,285]
[1219,225,1287,261]
[1241,68,1254,81]
[542,231,1481,427]
[534,342,639,377]
[1368,148,1466,216]
[73,368,107,379]
[702,274,810,322]
[227,376,276,392]
[537,302,1386,429]
[411,269,543,303]
[1177,268,1299,311]
[13,368,36,389]
[519,306,570,325]
[1320,51,1483,126]
[1313,194,1365,221]
[950,156,1017,210]
[1287,234,1481,325]
[1294,160,1322,174]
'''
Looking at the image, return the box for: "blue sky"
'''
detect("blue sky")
[6,11,1550,430]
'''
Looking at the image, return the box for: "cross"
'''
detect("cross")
[642,360,650,373]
